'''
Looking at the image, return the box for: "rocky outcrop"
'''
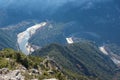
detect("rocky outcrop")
[0,57,62,80]
[0,68,24,80]
[0,48,66,80]
[43,78,58,80]
[42,56,61,72]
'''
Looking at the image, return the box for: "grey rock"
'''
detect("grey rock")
[0,69,25,80]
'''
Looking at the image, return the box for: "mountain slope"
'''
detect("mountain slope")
[0,48,67,80]
[0,29,17,50]
[32,41,117,80]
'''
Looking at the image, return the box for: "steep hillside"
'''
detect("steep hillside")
[106,44,120,56]
[32,41,117,80]
[0,49,67,80]
[99,44,120,67]
[0,29,17,50]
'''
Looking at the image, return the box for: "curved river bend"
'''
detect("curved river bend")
[17,22,47,55]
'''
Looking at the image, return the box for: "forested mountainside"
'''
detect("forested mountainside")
[32,41,119,80]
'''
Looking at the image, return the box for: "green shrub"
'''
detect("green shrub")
[0,58,8,68]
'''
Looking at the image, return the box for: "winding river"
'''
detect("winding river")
[17,22,47,55]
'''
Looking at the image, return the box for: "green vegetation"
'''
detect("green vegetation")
[0,48,67,80]
[0,57,8,68]
[33,42,117,80]
[0,47,100,80]
[0,48,43,69]
[0,42,119,80]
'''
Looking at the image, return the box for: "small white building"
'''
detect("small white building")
[66,37,74,44]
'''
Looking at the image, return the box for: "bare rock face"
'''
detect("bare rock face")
[29,69,40,75]
[0,68,9,74]
[43,78,58,80]
[0,68,25,80]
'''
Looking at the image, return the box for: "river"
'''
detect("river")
[17,22,47,55]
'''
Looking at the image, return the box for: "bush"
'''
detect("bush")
[0,58,8,68]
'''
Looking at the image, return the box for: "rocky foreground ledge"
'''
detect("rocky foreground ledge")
[0,68,24,80]
[0,68,58,80]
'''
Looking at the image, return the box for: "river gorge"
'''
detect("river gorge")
[17,22,47,55]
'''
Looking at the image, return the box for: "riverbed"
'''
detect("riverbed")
[17,22,47,55]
